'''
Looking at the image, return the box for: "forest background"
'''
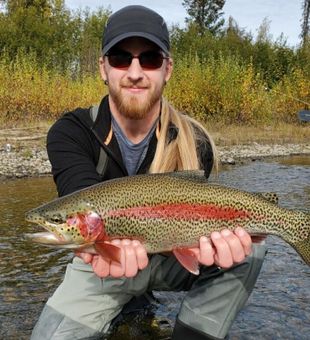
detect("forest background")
[0,0,309,144]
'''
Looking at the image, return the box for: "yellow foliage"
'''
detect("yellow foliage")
[0,53,309,127]
[0,54,106,127]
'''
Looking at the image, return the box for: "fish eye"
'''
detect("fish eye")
[49,215,63,223]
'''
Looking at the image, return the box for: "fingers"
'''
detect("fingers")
[211,228,252,268]
[132,240,149,270]
[198,236,215,266]
[109,239,126,278]
[123,240,139,277]
[221,229,245,263]
[90,239,149,278]
[75,251,111,277]
[189,230,248,268]
[211,231,234,268]
[234,227,252,256]
[92,254,110,277]
[75,251,93,264]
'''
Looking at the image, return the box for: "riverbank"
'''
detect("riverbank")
[0,131,309,178]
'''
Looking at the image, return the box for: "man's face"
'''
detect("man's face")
[99,37,173,120]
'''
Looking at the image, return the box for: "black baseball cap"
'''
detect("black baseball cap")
[102,5,170,55]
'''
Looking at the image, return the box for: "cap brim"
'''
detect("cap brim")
[103,32,169,55]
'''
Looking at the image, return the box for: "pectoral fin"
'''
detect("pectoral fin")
[173,248,200,275]
[256,192,279,204]
[94,242,121,263]
[251,234,267,243]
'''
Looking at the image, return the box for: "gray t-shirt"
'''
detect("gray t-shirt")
[111,116,158,175]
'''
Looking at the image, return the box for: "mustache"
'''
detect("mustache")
[120,81,150,89]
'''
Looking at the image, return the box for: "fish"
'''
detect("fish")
[25,171,310,274]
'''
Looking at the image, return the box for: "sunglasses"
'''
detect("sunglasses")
[105,50,169,70]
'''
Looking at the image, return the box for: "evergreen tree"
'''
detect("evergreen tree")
[182,0,225,35]
[301,0,310,45]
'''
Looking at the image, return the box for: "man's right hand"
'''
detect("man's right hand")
[76,239,149,278]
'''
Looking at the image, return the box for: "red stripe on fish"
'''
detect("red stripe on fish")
[107,203,251,221]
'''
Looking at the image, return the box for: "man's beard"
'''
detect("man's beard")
[109,80,164,120]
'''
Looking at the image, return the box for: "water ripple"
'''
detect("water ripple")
[0,157,309,339]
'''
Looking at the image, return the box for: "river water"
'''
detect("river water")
[0,156,309,339]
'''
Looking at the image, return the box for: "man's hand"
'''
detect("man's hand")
[76,239,149,278]
[190,227,252,269]
[77,227,252,278]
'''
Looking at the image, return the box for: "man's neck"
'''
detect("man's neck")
[109,99,160,144]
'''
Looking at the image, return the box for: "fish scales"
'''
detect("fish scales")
[25,171,310,267]
[95,176,306,252]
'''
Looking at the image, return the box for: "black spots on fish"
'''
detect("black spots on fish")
[60,226,79,241]
[72,228,81,240]
[294,213,309,241]
[61,224,78,236]
[28,213,43,223]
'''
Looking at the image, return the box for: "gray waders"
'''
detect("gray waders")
[31,246,266,339]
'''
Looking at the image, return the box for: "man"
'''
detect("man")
[31,5,266,340]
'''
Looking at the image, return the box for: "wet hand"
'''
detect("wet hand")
[75,239,149,278]
[190,227,252,269]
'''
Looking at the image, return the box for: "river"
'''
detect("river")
[0,156,309,339]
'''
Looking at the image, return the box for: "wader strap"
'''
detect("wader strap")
[90,105,108,176]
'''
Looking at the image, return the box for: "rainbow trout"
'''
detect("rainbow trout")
[25,171,309,274]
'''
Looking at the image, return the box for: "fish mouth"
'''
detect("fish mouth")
[24,231,76,246]
[24,232,96,252]
[27,218,72,244]
[40,221,68,239]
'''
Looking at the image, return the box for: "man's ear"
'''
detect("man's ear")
[99,56,107,82]
[165,57,173,83]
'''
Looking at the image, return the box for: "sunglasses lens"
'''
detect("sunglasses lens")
[107,52,132,68]
[139,51,164,69]
[107,50,165,70]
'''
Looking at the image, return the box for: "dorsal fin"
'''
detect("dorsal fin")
[168,170,208,182]
[256,192,279,204]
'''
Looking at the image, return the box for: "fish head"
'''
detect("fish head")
[25,197,104,245]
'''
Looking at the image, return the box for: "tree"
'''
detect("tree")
[0,0,111,73]
[256,17,272,43]
[1,0,51,15]
[76,7,111,75]
[182,0,225,35]
[301,0,310,45]
[0,0,76,70]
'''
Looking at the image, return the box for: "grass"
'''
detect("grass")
[205,121,310,146]
[1,120,308,150]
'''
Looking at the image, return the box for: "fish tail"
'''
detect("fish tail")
[291,213,310,266]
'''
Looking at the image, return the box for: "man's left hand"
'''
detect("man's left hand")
[190,227,252,269]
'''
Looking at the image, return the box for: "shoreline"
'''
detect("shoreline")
[0,142,309,179]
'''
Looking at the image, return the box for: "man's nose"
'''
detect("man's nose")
[126,57,144,81]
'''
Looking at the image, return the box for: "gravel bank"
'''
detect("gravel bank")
[0,142,309,179]
[218,143,310,164]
